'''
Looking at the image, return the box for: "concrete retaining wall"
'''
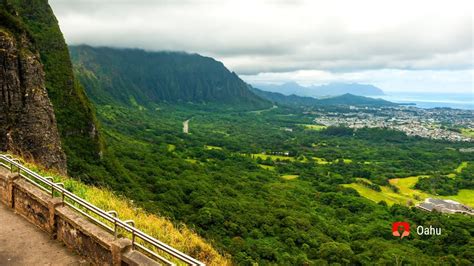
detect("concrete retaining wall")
[0,169,160,266]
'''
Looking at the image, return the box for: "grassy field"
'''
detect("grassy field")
[185,158,198,164]
[448,161,468,178]
[204,145,223,150]
[281,174,299,180]
[344,176,474,207]
[461,128,474,138]
[312,157,329,164]
[343,182,410,205]
[312,157,352,164]
[440,190,474,207]
[258,164,275,170]
[251,153,295,161]
[300,124,327,131]
[389,176,430,200]
[447,173,456,178]
[455,161,468,173]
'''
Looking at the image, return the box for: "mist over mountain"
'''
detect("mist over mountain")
[254,82,385,97]
[70,45,270,110]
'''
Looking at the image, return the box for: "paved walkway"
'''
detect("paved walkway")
[0,203,87,265]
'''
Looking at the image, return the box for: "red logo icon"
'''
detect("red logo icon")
[392,222,410,239]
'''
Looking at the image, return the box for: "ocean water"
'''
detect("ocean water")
[371,92,474,110]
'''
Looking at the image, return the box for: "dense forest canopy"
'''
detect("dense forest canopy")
[68,46,474,263]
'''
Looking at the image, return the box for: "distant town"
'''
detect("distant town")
[314,106,474,142]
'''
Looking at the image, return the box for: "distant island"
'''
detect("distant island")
[254,82,385,97]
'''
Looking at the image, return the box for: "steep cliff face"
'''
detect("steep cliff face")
[9,0,104,175]
[0,29,66,172]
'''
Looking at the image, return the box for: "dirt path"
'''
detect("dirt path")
[0,203,86,265]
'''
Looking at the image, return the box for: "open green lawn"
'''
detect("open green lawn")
[251,154,295,161]
[344,176,474,207]
[440,190,474,207]
[455,161,468,173]
[448,161,468,178]
[258,164,275,170]
[254,154,308,163]
[343,181,410,205]
[281,174,299,180]
[300,124,327,131]
[204,145,223,150]
[297,156,310,163]
[312,157,329,164]
[389,176,430,199]
[312,157,352,164]
[461,128,474,138]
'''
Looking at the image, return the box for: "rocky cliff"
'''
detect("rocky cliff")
[0,27,66,172]
[9,0,104,175]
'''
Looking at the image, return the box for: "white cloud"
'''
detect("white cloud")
[241,69,474,93]
[50,0,474,92]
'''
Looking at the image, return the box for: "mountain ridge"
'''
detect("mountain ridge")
[70,45,271,110]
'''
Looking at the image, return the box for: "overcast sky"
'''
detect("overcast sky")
[50,0,473,93]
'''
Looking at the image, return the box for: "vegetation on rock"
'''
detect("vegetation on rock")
[8,0,104,176]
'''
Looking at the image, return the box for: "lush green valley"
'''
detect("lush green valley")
[1,1,472,265]
[69,47,474,263]
[78,101,473,265]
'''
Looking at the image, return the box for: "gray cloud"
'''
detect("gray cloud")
[50,0,473,91]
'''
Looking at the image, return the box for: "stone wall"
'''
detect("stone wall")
[0,168,159,266]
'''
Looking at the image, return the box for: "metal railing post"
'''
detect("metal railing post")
[132,231,136,250]
[124,220,136,249]
[57,183,65,205]
[45,177,54,197]
[107,211,118,239]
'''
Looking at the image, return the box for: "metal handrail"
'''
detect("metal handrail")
[0,154,205,266]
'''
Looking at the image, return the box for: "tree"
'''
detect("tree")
[318,242,354,264]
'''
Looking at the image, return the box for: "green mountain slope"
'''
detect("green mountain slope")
[8,0,103,174]
[70,45,270,110]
